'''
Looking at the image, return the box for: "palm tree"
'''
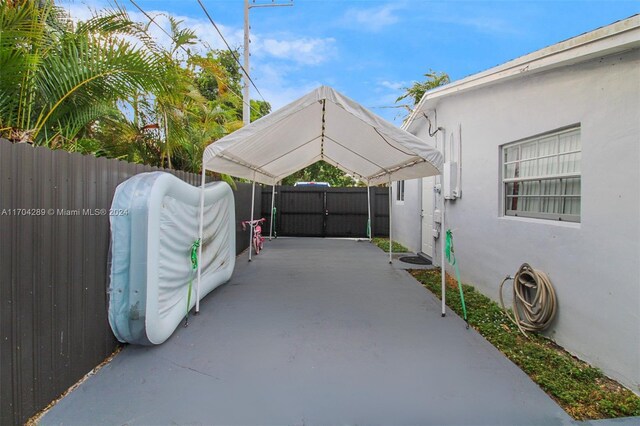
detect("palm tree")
[0,0,163,146]
[0,1,267,181]
[396,70,450,106]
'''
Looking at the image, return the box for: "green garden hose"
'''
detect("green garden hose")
[272,206,277,238]
[184,238,201,326]
[445,229,469,328]
[499,263,557,337]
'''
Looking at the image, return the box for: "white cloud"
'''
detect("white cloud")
[253,36,336,65]
[342,4,401,32]
[254,63,321,110]
[61,1,232,54]
[59,1,97,22]
[59,1,331,111]
[60,1,333,66]
[126,12,244,55]
[379,80,407,92]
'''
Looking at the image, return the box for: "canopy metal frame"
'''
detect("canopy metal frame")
[195,86,445,314]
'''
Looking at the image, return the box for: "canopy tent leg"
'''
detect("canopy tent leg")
[440,181,446,317]
[269,183,275,240]
[388,177,393,264]
[196,167,206,313]
[367,185,372,242]
[248,179,256,262]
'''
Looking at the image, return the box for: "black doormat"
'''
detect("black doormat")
[399,255,432,265]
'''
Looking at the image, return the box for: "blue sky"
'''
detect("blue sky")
[62,0,639,124]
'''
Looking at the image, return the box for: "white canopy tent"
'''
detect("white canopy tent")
[202,86,442,186]
[196,86,447,315]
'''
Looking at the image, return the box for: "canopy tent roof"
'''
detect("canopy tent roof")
[202,86,443,186]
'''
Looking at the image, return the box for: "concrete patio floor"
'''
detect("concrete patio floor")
[43,238,573,425]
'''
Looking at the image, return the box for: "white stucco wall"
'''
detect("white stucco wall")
[404,49,640,392]
[391,178,422,253]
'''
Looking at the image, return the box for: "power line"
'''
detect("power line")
[128,0,262,117]
[195,0,268,105]
[369,105,412,112]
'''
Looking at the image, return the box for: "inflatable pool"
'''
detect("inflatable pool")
[108,172,235,345]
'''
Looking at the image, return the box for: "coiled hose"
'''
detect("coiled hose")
[499,263,557,337]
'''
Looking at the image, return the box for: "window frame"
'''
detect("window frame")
[395,180,405,204]
[501,126,581,223]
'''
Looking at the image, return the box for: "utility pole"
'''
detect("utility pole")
[243,0,293,126]
[243,0,250,126]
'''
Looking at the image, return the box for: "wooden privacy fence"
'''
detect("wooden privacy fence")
[260,185,389,238]
[0,139,257,425]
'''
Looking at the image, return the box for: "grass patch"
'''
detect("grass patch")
[409,268,640,421]
[371,237,409,253]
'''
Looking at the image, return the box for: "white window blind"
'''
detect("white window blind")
[502,127,581,222]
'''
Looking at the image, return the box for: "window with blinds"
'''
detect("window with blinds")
[502,127,581,222]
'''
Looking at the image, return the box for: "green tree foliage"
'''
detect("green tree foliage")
[196,49,242,99]
[195,49,270,122]
[0,0,163,145]
[397,70,450,106]
[281,161,362,187]
[0,0,270,176]
[250,99,271,122]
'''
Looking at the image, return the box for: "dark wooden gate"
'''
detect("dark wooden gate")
[261,186,388,238]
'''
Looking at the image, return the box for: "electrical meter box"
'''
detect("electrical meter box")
[443,161,458,200]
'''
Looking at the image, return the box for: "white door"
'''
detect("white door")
[421,177,434,258]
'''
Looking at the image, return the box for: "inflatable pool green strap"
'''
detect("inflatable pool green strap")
[184,239,201,326]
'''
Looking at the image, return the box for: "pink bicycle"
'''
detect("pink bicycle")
[241,218,266,254]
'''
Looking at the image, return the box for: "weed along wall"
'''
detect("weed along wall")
[0,139,257,425]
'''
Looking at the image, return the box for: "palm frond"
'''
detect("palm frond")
[75,4,161,54]
[53,103,120,145]
[33,32,164,138]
